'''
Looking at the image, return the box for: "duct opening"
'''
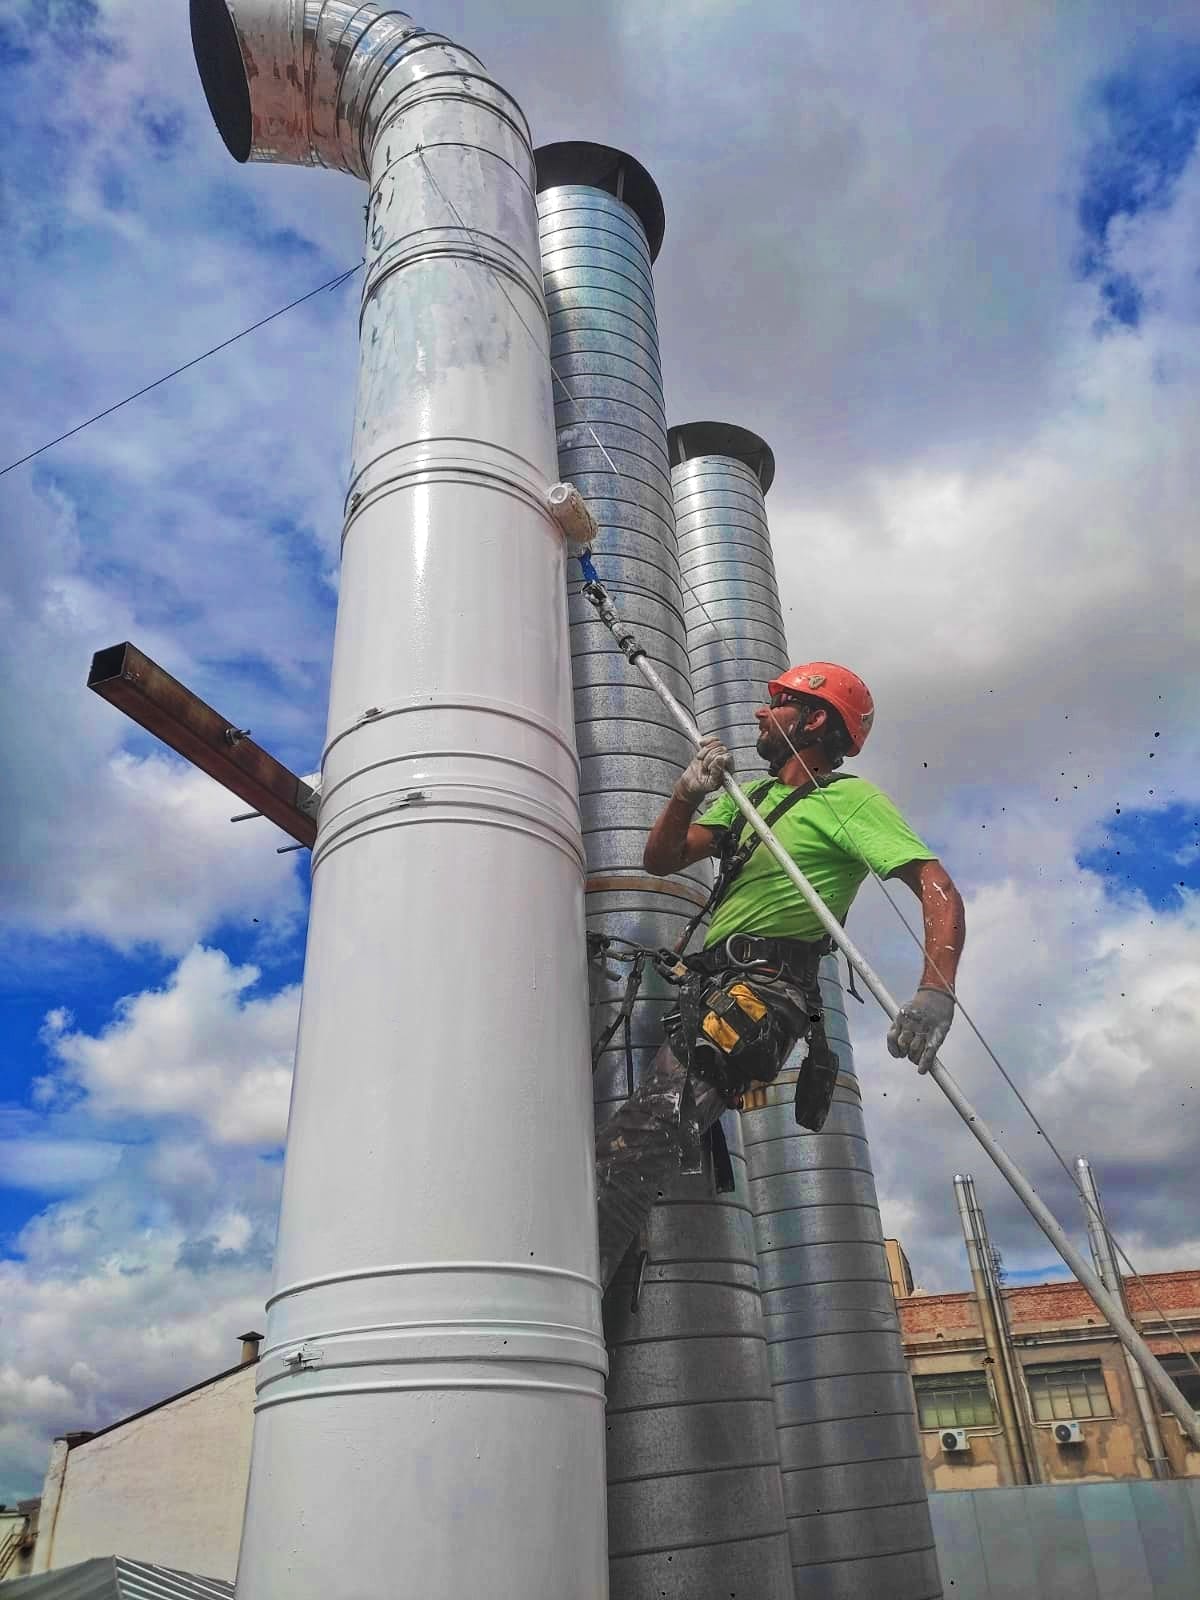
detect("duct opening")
[535,141,666,263]
[668,420,776,492]
[189,0,251,163]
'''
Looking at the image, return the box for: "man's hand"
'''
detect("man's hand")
[672,736,732,808]
[887,986,955,1072]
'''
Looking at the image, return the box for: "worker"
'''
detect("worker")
[594,662,966,1289]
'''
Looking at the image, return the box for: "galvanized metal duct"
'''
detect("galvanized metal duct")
[537,151,792,1600]
[671,424,942,1600]
[190,9,606,1597]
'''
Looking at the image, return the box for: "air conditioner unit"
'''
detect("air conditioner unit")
[1054,1421,1084,1445]
[940,1429,970,1453]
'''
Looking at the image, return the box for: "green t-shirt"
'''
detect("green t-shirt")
[696,775,936,948]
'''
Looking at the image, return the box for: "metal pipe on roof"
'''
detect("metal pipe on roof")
[671,424,943,1599]
[964,1176,1041,1481]
[961,1176,1041,1482]
[189,8,607,1596]
[1076,1157,1172,1479]
[954,1176,1037,1482]
[536,152,792,1600]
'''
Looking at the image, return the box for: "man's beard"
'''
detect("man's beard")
[757,725,790,774]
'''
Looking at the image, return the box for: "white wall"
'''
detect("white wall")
[41,1364,254,1582]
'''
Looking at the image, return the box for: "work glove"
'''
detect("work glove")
[672,736,732,807]
[887,986,955,1072]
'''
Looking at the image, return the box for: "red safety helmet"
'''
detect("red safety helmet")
[765,662,875,755]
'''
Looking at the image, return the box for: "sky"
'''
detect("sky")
[1,0,1198,1502]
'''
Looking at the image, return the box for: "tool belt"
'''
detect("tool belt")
[665,935,841,1131]
[684,933,828,981]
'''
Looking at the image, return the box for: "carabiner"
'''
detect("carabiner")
[724,932,771,971]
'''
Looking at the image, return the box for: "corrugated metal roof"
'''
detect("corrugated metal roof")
[112,1560,233,1599]
[4,1557,233,1598]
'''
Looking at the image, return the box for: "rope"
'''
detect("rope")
[0,263,365,479]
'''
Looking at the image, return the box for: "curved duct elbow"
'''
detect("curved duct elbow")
[190,0,507,176]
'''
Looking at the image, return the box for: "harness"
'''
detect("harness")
[666,937,839,1132]
[676,775,847,951]
[589,775,852,1137]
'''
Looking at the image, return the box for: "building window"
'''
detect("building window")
[1026,1361,1112,1421]
[913,1370,996,1429]
[1157,1354,1200,1412]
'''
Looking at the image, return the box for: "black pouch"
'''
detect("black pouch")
[793,999,840,1131]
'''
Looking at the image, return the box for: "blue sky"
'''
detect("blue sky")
[2,0,1199,1500]
[1078,62,1200,326]
[1079,803,1200,909]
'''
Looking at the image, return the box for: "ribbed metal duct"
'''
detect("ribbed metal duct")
[671,424,942,1600]
[538,152,792,1600]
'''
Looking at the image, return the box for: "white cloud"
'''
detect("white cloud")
[855,857,1200,1292]
[38,946,298,1146]
[0,1137,124,1195]
[0,1195,273,1499]
[0,941,294,1499]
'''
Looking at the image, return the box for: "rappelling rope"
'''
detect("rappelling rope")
[413,151,1200,1381]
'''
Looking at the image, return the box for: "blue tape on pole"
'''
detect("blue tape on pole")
[579,550,599,584]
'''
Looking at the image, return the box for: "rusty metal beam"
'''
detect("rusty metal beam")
[88,641,317,848]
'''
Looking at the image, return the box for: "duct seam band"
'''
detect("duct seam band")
[263,1313,604,1344]
[605,1525,792,1563]
[355,50,498,158]
[362,239,547,326]
[585,873,710,909]
[268,1256,600,1308]
[774,1409,918,1435]
[343,434,554,491]
[255,1375,606,1413]
[372,102,534,181]
[314,779,581,848]
[342,462,558,539]
[376,126,534,201]
[257,1324,608,1392]
[347,33,462,130]
[605,1453,785,1491]
[320,749,580,814]
[322,694,582,774]
[284,29,499,175]
[311,797,587,876]
[367,68,534,154]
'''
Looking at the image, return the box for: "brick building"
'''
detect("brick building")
[894,1260,1200,1490]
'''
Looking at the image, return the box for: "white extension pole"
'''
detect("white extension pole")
[588,595,1200,1454]
[191,7,607,1597]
